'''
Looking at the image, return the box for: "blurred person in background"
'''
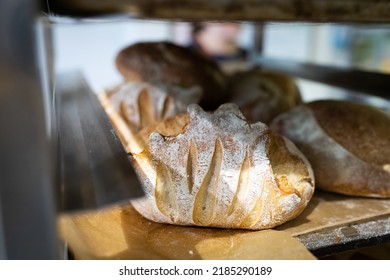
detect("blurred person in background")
[189,22,249,73]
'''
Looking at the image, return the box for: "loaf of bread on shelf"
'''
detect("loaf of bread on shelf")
[98,82,199,153]
[271,100,390,198]
[115,41,227,110]
[127,103,315,230]
[228,67,302,124]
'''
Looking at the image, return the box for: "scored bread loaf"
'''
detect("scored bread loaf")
[98,82,199,153]
[271,100,390,198]
[128,103,315,230]
[115,41,227,110]
[228,68,302,124]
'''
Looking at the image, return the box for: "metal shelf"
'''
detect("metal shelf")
[256,57,390,99]
[56,71,144,211]
[296,214,390,258]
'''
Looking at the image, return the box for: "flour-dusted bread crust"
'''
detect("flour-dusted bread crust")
[131,103,315,230]
[115,42,227,110]
[98,82,199,153]
[271,100,390,198]
[228,68,302,124]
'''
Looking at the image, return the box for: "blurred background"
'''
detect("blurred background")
[52,20,390,108]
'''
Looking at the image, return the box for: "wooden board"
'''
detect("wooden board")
[278,190,390,236]
[59,191,390,260]
[45,0,390,23]
[59,205,315,260]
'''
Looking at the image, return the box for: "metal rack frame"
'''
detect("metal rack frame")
[297,215,390,258]
[0,0,58,259]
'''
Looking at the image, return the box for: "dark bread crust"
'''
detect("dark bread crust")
[271,100,390,198]
[116,42,227,110]
[228,68,302,124]
[307,100,390,167]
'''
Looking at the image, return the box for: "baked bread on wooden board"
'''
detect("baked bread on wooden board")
[99,83,315,230]
[128,103,314,230]
[228,68,302,124]
[115,42,227,110]
[59,204,316,260]
[271,100,390,198]
[58,191,390,260]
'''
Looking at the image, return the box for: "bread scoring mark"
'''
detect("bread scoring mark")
[227,149,251,217]
[100,93,144,154]
[137,87,155,128]
[119,100,133,129]
[193,138,223,226]
[275,175,297,195]
[233,113,247,122]
[186,139,198,194]
[128,103,315,229]
[155,161,178,222]
[239,194,264,229]
[161,95,174,120]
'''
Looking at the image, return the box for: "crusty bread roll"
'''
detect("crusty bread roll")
[115,42,227,110]
[129,103,315,230]
[228,68,302,124]
[98,82,199,153]
[271,100,390,198]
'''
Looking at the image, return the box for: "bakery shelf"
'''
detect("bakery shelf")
[43,0,390,23]
[296,214,390,258]
[256,57,390,99]
[39,0,390,260]
[56,71,144,211]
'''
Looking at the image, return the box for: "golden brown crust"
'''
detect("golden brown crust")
[104,82,177,132]
[228,68,302,124]
[131,103,315,230]
[139,113,189,142]
[99,82,194,154]
[116,42,227,110]
[100,79,315,229]
[271,100,390,198]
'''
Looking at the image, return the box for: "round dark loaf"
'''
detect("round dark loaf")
[116,41,227,110]
[271,99,390,198]
[228,68,302,124]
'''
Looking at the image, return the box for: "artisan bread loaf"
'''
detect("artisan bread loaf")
[271,100,390,198]
[228,68,302,124]
[130,103,315,230]
[98,82,197,153]
[115,42,227,110]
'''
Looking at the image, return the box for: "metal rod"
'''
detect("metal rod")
[256,57,390,99]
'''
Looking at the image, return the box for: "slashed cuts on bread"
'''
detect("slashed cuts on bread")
[271,100,390,198]
[98,82,199,153]
[101,99,315,230]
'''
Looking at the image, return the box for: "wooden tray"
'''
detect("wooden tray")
[45,0,390,23]
[59,191,390,260]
